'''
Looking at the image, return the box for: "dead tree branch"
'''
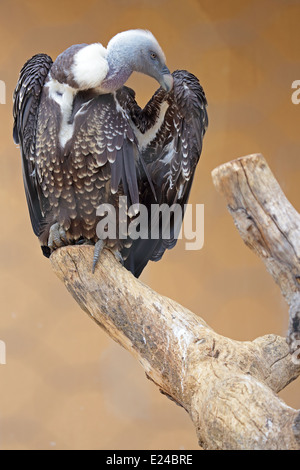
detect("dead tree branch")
[50,153,300,450]
[211,153,300,353]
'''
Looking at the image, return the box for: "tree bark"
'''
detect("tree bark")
[211,153,300,354]
[50,153,300,450]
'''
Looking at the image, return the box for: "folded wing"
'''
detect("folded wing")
[124,70,208,277]
[13,53,53,236]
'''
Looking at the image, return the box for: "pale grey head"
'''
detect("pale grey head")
[104,29,174,93]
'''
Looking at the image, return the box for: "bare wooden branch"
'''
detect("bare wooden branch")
[211,153,300,353]
[50,244,300,450]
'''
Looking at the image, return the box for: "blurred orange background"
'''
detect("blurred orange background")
[0,0,299,450]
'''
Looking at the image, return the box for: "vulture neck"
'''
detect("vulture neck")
[101,50,133,93]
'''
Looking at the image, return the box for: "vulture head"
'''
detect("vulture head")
[106,29,174,92]
[50,29,173,94]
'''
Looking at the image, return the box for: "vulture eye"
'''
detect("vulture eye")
[150,52,157,60]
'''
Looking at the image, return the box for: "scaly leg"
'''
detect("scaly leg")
[48,223,67,250]
[113,250,124,266]
[92,239,105,273]
[92,240,124,274]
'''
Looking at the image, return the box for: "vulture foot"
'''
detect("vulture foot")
[92,239,105,273]
[92,240,124,273]
[48,223,67,250]
[76,238,93,246]
[112,249,124,266]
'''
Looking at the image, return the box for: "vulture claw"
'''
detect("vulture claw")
[48,223,67,250]
[76,238,93,246]
[92,242,124,274]
[92,239,104,273]
[113,250,124,266]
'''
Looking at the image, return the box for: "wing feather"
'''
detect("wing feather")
[71,92,140,207]
[13,54,53,236]
[124,69,208,277]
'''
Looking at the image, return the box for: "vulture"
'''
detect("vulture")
[13,29,208,277]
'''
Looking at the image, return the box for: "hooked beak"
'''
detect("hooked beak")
[159,66,173,92]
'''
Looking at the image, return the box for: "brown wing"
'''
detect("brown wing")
[124,70,208,277]
[13,53,53,236]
